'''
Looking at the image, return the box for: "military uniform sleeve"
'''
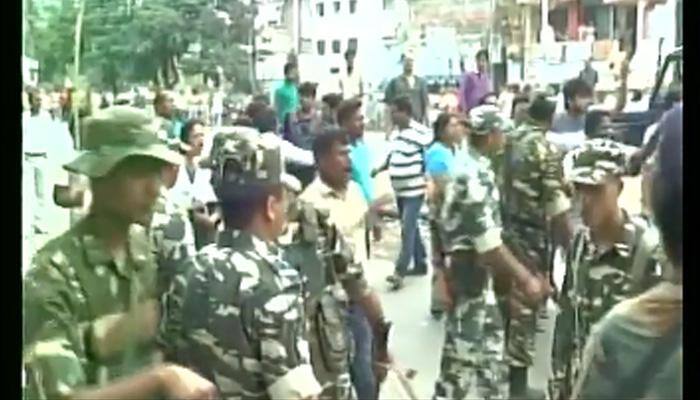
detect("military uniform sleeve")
[253,289,322,399]
[23,260,89,399]
[537,139,571,217]
[443,171,502,254]
[180,255,218,373]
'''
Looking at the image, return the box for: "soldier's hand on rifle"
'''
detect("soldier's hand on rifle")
[518,273,552,305]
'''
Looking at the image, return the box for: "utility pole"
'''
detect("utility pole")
[73,0,85,150]
[292,0,300,54]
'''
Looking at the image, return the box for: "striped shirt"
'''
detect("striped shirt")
[388,120,433,198]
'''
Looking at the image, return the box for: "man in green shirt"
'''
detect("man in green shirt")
[274,62,300,131]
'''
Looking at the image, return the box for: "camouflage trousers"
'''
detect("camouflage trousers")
[433,293,509,400]
[504,300,548,368]
[547,303,580,400]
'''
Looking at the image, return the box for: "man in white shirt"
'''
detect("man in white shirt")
[170,118,220,248]
[376,96,433,290]
[339,50,364,100]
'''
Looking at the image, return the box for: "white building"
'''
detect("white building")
[299,0,411,95]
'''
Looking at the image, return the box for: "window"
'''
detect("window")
[347,38,358,53]
[334,1,341,13]
[317,40,326,55]
[332,40,341,54]
[383,0,393,10]
[350,0,357,13]
[317,2,324,16]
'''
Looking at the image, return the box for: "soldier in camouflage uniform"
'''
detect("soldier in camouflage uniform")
[178,128,324,399]
[572,104,682,400]
[150,148,198,364]
[433,105,551,400]
[499,96,573,399]
[548,138,668,400]
[22,106,216,399]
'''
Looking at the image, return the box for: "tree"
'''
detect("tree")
[26,0,255,91]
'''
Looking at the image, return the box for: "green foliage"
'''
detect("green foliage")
[27,0,255,92]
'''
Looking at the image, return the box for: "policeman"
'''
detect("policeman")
[499,96,573,399]
[548,138,668,400]
[23,106,216,399]
[433,105,550,400]
[178,128,323,399]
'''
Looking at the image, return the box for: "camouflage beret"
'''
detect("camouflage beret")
[468,105,512,135]
[204,126,300,192]
[64,106,182,178]
[568,138,630,185]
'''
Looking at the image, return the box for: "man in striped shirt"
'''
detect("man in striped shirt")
[379,96,433,290]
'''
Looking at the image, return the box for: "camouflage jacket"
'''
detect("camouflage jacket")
[561,210,667,341]
[150,189,197,362]
[23,217,159,399]
[441,146,503,255]
[181,230,322,400]
[500,122,571,272]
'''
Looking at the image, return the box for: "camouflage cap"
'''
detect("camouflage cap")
[468,105,512,135]
[567,138,630,185]
[64,106,182,178]
[203,126,301,192]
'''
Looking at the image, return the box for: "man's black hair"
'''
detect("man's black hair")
[511,95,530,119]
[252,107,278,133]
[217,182,283,230]
[562,78,593,111]
[392,96,413,117]
[312,129,349,163]
[630,89,643,102]
[153,91,169,107]
[284,62,297,76]
[336,98,362,126]
[321,93,343,110]
[528,95,556,123]
[180,118,204,143]
[584,110,611,138]
[299,82,318,98]
[476,49,489,62]
[652,105,682,266]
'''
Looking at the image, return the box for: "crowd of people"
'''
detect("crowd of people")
[22,44,682,400]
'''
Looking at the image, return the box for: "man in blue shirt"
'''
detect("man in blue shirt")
[337,98,383,251]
